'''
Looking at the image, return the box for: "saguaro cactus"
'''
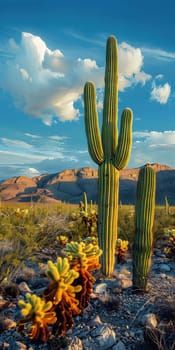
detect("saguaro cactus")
[84,36,133,276]
[133,164,156,291]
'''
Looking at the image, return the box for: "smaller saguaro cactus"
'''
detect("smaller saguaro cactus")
[133,164,156,292]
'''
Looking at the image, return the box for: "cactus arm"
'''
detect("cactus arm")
[102,36,118,158]
[84,82,104,164]
[114,108,133,169]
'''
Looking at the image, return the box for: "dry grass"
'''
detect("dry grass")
[144,297,175,350]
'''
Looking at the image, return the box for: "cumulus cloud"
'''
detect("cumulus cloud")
[151,81,171,104]
[0,33,151,124]
[129,130,175,168]
[25,167,40,176]
[133,130,175,146]
[0,165,40,180]
[118,42,151,91]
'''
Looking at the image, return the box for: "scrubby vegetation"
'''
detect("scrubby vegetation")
[1,201,175,285]
[0,199,175,346]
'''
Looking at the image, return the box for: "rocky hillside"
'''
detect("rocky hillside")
[0,163,175,205]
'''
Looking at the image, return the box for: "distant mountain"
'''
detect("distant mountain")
[0,163,175,205]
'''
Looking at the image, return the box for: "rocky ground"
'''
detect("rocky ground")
[0,243,175,350]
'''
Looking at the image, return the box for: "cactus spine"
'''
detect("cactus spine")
[84,36,133,276]
[133,164,156,291]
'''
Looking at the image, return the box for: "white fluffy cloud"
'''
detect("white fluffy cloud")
[133,130,175,146]
[129,130,175,167]
[118,42,151,91]
[0,33,151,124]
[151,81,171,104]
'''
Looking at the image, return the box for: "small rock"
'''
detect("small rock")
[88,315,102,327]
[13,341,27,350]
[0,317,17,331]
[94,283,107,295]
[0,343,10,349]
[112,340,126,350]
[129,331,135,338]
[141,313,157,328]
[18,282,31,293]
[166,275,174,282]
[154,250,166,258]
[66,336,83,350]
[159,264,171,272]
[121,279,132,289]
[91,325,116,349]
[119,268,131,276]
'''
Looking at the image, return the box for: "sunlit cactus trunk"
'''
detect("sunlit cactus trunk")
[133,164,156,291]
[98,163,119,272]
[84,36,133,276]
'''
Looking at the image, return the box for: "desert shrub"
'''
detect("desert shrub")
[144,322,175,350]
[0,204,73,285]
[154,207,175,242]
[163,229,175,259]
[68,202,98,241]
[144,297,175,350]
[1,202,175,287]
[0,243,23,284]
[118,206,135,244]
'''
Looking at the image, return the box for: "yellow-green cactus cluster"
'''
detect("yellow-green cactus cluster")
[15,208,29,217]
[64,241,102,270]
[116,238,129,251]
[56,234,68,245]
[17,251,100,341]
[116,239,129,263]
[45,257,82,305]
[18,293,56,341]
[43,257,83,336]
[164,229,175,257]
[83,236,98,245]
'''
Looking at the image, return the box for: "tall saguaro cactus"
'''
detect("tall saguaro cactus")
[84,36,133,276]
[133,164,156,291]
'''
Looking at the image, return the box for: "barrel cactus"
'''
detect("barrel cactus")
[133,164,156,291]
[84,36,133,275]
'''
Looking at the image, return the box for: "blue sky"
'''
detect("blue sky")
[1,0,175,180]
